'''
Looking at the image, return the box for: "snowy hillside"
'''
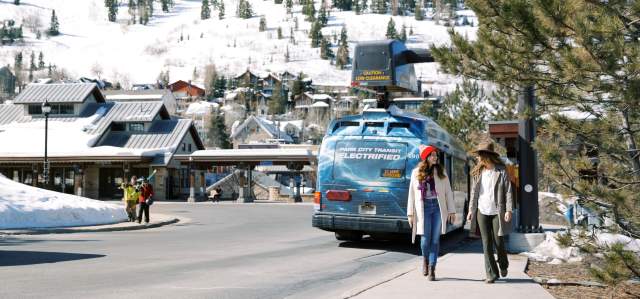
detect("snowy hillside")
[0,174,126,229]
[0,0,476,93]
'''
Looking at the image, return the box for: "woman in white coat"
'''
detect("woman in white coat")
[407,145,456,281]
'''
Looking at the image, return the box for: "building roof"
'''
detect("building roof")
[98,119,198,149]
[85,101,168,135]
[14,83,105,104]
[0,104,24,125]
[103,89,174,101]
[310,101,329,108]
[0,66,14,77]
[230,115,293,142]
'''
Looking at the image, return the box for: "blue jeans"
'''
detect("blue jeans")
[420,198,442,266]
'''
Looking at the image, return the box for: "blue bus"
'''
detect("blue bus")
[312,106,470,241]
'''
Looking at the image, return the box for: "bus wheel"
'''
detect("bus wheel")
[335,230,363,242]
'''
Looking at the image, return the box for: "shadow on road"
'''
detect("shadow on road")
[0,250,105,266]
[0,237,100,247]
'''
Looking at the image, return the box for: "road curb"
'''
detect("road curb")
[0,217,181,235]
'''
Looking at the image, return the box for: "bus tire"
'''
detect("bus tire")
[335,230,363,242]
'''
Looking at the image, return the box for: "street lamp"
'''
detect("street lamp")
[42,99,51,188]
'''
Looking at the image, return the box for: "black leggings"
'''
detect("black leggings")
[138,202,150,223]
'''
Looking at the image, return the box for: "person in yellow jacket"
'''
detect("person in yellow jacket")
[120,176,139,222]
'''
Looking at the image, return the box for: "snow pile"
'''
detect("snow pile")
[185,101,219,116]
[523,232,583,264]
[524,231,640,264]
[0,174,127,229]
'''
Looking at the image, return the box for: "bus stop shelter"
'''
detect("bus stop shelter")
[174,148,318,202]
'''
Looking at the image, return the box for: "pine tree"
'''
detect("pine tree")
[201,0,211,20]
[354,0,361,14]
[291,72,305,97]
[48,10,59,36]
[211,0,218,9]
[128,0,137,24]
[375,0,387,14]
[385,18,397,39]
[259,16,267,32]
[268,82,286,114]
[277,27,283,39]
[14,0,19,5]
[399,24,407,42]
[207,112,232,148]
[431,0,640,285]
[414,0,423,20]
[161,0,170,12]
[361,0,367,12]
[318,5,328,27]
[106,0,118,22]
[218,0,225,19]
[336,26,349,69]
[38,52,44,70]
[47,63,52,77]
[320,37,334,60]
[309,20,323,48]
[237,0,253,19]
[275,0,283,4]
[284,45,290,62]
[285,0,293,14]
[303,1,316,22]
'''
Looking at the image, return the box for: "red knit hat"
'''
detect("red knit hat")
[420,145,437,161]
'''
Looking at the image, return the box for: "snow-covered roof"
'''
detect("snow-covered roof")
[185,101,219,116]
[0,104,24,125]
[14,83,105,104]
[310,101,330,108]
[189,148,315,161]
[225,92,238,100]
[230,115,293,142]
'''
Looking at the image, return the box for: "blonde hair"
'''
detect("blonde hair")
[471,152,504,177]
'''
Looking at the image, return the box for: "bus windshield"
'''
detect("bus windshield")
[332,140,407,182]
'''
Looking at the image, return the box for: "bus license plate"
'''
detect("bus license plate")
[359,203,376,215]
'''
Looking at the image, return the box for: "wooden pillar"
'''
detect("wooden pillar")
[74,166,84,197]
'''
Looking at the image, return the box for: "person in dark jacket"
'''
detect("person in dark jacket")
[137,177,154,224]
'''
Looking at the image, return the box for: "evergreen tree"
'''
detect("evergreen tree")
[128,0,137,24]
[236,0,253,19]
[106,0,118,22]
[320,37,334,60]
[318,5,328,27]
[14,0,19,5]
[375,0,387,14]
[285,0,293,14]
[361,0,367,12]
[48,10,59,36]
[284,45,290,62]
[28,51,35,82]
[277,26,283,39]
[38,52,44,70]
[47,63,52,77]
[213,77,227,98]
[218,0,225,19]
[275,0,283,4]
[268,82,286,114]
[201,0,211,20]
[259,16,267,32]
[419,79,490,149]
[161,0,170,12]
[399,24,407,42]
[333,0,353,11]
[14,52,23,72]
[414,0,423,20]
[207,112,232,149]
[385,18,397,39]
[336,26,349,69]
[309,20,323,48]
[211,0,218,9]
[289,27,295,44]
[431,0,640,285]
[354,0,361,14]
[291,72,305,97]
[303,1,316,22]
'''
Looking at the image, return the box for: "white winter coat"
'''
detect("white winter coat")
[407,167,456,243]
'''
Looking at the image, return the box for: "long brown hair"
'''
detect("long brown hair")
[417,156,445,182]
[471,151,504,177]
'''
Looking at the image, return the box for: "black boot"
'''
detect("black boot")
[422,258,429,276]
[427,265,436,281]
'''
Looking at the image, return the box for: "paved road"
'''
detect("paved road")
[0,202,465,299]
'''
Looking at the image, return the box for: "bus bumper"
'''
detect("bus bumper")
[312,212,411,233]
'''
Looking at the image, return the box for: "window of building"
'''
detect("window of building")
[188,144,192,152]
[56,104,75,115]
[182,143,186,151]
[128,123,144,132]
[111,123,126,131]
[28,104,42,115]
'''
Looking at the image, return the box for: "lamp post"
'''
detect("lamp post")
[42,99,51,188]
